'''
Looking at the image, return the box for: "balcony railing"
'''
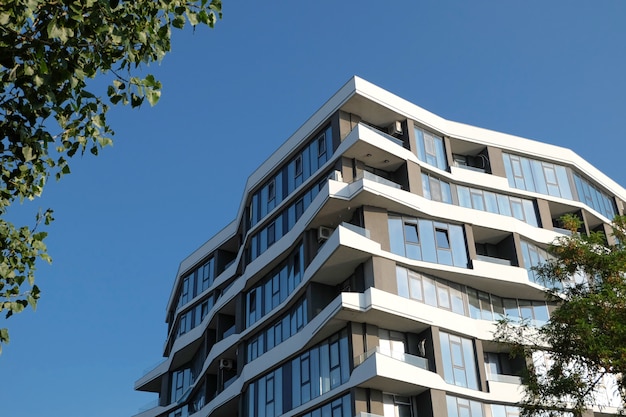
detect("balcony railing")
[359,170,402,190]
[136,399,159,413]
[140,357,167,377]
[360,123,405,147]
[553,226,573,236]
[341,222,371,239]
[222,324,236,338]
[487,373,522,384]
[354,346,429,371]
[475,254,512,266]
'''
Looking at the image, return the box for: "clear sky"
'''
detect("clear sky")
[1,1,625,416]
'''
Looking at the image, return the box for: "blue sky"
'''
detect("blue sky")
[1,1,625,416]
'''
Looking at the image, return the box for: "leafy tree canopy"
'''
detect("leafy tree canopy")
[495,214,626,417]
[0,0,222,352]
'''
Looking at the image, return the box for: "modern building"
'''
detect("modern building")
[134,77,624,417]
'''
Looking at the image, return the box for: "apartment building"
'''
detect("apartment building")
[134,77,624,417]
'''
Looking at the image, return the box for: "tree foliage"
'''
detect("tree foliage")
[495,214,626,417]
[0,0,222,352]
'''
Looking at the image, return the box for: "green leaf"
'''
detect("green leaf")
[46,18,70,43]
[0,328,8,344]
[173,15,185,29]
[26,295,37,310]
[187,12,199,26]
[144,74,157,87]
[22,147,34,162]
[0,13,10,26]
[146,89,161,106]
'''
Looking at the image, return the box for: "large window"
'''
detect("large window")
[249,126,333,229]
[378,329,406,359]
[502,153,572,199]
[246,244,304,327]
[414,126,447,170]
[573,173,616,220]
[176,257,215,310]
[170,367,192,404]
[422,173,452,204]
[490,404,520,417]
[519,240,550,284]
[440,332,480,390]
[395,265,550,325]
[446,396,483,417]
[383,393,412,417]
[297,394,352,417]
[457,185,539,227]
[174,293,216,339]
[247,296,308,362]
[446,396,521,417]
[245,330,350,417]
[503,153,617,220]
[388,215,468,268]
[248,178,326,263]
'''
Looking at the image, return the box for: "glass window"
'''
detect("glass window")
[423,275,437,306]
[449,282,465,315]
[415,126,447,170]
[394,266,549,327]
[467,289,481,319]
[267,222,276,246]
[522,200,538,227]
[483,191,498,213]
[478,291,492,320]
[384,393,413,417]
[268,179,275,202]
[491,295,505,319]
[396,266,409,298]
[518,300,533,321]
[404,222,419,243]
[422,174,432,200]
[503,152,574,200]
[389,215,468,268]
[532,301,549,325]
[317,134,327,157]
[422,173,452,204]
[409,270,424,301]
[503,298,520,322]
[295,154,303,177]
[435,228,450,249]
[246,243,303,328]
[440,332,479,390]
[471,189,485,211]
[457,186,472,208]
[437,282,451,309]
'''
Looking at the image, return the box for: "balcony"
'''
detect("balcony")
[360,122,405,148]
[359,170,402,189]
[354,347,429,371]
